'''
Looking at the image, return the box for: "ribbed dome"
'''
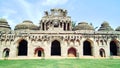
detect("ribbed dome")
[74,22,94,30]
[14,20,38,30]
[115,26,120,31]
[98,21,113,31]
[0,18,7,22]
[0,18,11,32]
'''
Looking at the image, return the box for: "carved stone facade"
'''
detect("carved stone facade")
[0,8,120,59]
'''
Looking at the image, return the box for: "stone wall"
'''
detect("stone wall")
[0,30,120,59]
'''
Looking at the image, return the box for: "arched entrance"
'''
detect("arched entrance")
[83,40,92,55]
[38,51,41,57]
[34,47,44,57]
[68,47,76,57]
[3,48,10,58]
[99,48,105,57]
[51,40,61,56]
[110,41,118,56]
[18,39,28,56]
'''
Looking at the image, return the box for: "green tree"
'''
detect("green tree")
[72,21,76,28]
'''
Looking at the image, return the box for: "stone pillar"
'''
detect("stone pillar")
[45,41,51,57]
[93,42,99,58]
[117,42,120,56]
[44,23,46,31]
[66,23,68,31]
[9,44,17,58]
[68,23,71,31]
[106,40,111,58]
[0,48,2,58]
[61,42,67,57]
[62,22,64,30]
[117,46,120,56]
[9,42,18,58]
[69,22,72,30]
[79,39,83,57]
[41,22,43,30]
[0,43,2,58]
[27,36,34,57]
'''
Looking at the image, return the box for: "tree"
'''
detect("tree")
[72,21,76,28]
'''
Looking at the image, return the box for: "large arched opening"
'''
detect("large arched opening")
[99,48,106,57]
[68,47,76,57]
[18,39,28,56]
[83,40,92,56]
[110,40,118,56]
[3,48,10,58]
[34,47,44,57]
[51,40,61,56]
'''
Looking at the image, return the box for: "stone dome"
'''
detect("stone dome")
[0,18,11,32]
[14,20,38,30]
[98,21,114,31]
[115,26,120,31]
[0,18,7,22]
[74,22,94,30]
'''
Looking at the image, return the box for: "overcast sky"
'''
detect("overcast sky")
[0,0,120,30]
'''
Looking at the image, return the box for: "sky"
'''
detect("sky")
[0,0,120,30]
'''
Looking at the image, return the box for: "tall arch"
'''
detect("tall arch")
[64,23,66,30]
[18,39,28,56]
[3,48,10,58]
[68,47,76,57]
[51,40,61,56]
[110,40,118,56]
[67,23,70,30]
[42,23,44,30]
[34,47,44,57]
[83,40,92,56]
[99,48,105,57]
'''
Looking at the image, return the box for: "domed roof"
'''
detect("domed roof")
[115,26,120,31]
[74,22,94,30]
[98,21,114,31]
[0,18,11,32]
[0,18,7,22]
[14,20,38,30]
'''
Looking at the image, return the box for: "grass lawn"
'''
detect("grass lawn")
[0,59,120,68]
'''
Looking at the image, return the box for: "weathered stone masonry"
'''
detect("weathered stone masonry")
[0,8,120,59]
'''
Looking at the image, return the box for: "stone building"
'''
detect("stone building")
[0,8,120,59]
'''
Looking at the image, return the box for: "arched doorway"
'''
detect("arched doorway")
[110,41,118,56]
[68,47,76,57]
[34,48,44,57]
[18,39,28,56]
[99,48,105,57]
[83,40,92,55]
[51,40,61,56]
[3,48,10,58]
[38,51,41,57]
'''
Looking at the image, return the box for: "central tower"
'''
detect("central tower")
[39,8,72,31]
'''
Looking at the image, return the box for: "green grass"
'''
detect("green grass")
[0,59,120,68]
